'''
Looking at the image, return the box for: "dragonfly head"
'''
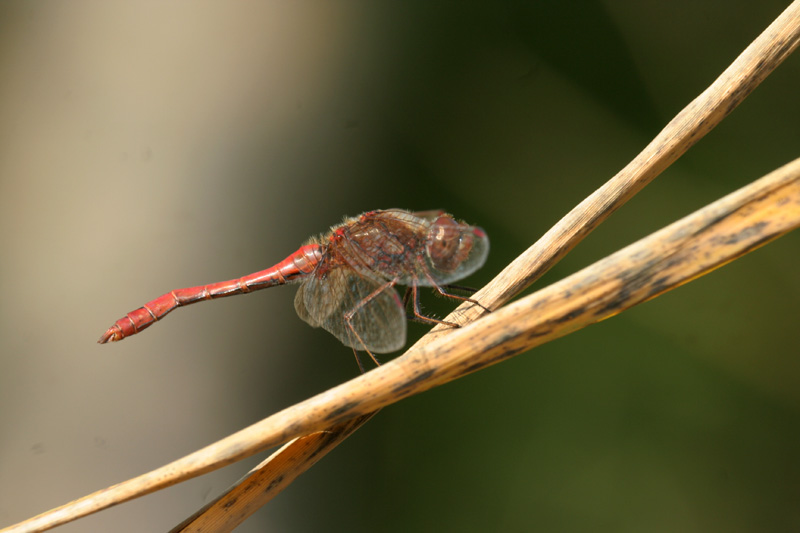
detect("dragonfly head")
[425,215,489,280]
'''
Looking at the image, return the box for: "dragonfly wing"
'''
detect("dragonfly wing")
[410,209,446,221]
[294,280,327,328]
[294,269,406,353]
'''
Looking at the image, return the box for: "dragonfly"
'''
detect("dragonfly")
[98,209,490,371]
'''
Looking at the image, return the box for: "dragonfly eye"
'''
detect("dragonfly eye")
[426,216,474,272]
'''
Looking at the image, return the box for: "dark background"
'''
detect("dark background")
[1,2,798,531]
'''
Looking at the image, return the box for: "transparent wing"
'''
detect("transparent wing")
[294,268,406,353]
[409,209,446,221]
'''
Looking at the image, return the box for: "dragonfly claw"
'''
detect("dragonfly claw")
[97,325,123,344]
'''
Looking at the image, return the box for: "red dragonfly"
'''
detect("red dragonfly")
[98,209,489,370]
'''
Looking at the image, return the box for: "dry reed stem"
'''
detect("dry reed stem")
[167,412,377,533]
[3,2,799,532]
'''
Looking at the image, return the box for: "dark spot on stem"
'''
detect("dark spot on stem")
[392,368,435,394]
[325,401,361,422]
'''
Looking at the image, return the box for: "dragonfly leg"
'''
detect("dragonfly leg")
[402,283,460,328]
[423,271,492,314]
[441,283,478,295]
[351,347,367,374]
[401,286,415,317]
[342,278,399,369]
[345,330,381,369]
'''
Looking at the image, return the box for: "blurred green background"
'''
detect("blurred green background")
[1,2,798,531]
